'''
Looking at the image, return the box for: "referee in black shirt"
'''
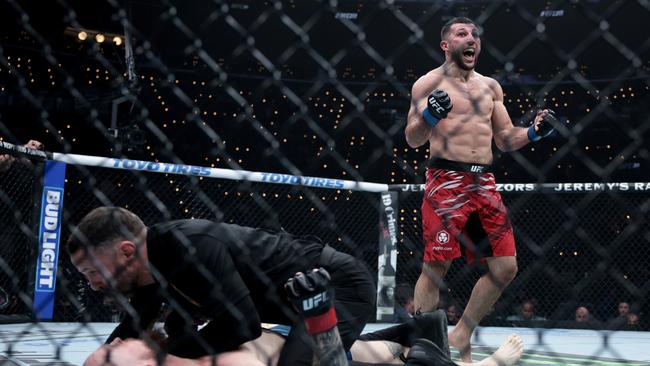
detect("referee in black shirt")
[66,206,376,365]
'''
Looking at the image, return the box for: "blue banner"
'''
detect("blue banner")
[33,160,66,320]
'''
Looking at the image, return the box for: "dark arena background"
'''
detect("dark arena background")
[1,0,649,365]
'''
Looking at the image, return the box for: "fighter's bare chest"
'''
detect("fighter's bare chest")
[446,83,493,115]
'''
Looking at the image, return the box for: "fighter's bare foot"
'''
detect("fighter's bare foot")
[448,328,472,363]
[476,334,523,366]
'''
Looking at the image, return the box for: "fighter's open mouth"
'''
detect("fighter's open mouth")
[463,48,475,57]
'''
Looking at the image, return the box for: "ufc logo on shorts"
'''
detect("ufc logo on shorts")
[302,291,329,311]
[428,96,446,114]
[470,165,484,173]
[436,230,450,244]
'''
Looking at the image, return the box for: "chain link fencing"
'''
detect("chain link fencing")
[0,161,38,320]
[396,185,650,329]
[59,164,382,322]
[1,0,649,364]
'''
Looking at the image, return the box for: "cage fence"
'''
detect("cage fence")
[0,0,649,364]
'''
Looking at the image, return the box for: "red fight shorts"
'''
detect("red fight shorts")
[422,162,516,264]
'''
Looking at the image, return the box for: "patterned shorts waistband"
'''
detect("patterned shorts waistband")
[426,158,492,174]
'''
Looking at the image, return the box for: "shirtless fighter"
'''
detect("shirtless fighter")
[405,16,557,362]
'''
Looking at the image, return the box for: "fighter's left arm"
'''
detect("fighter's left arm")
[492,79,558,151]
[490,80,533,152]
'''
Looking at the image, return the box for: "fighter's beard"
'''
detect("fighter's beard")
[451,48,474,71]
[101,282,136,309]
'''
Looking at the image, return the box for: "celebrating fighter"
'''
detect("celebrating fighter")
[405,17,557,362]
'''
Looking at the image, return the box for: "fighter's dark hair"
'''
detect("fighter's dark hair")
[66,206,146,254]
[440,17,476,40]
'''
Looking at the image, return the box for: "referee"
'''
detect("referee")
[66,206,376,366]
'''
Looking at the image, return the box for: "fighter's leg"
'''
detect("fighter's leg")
[448,256,517,362]
[413,260,451,312]
[350,340,407,364]
[404,333,523,366]
[458,334,523,366]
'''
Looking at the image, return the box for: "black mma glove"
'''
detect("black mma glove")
[285,268,337,335]
[528,109,557,141]
[422,89,453,127]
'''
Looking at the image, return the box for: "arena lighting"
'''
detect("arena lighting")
[64,26,124,46]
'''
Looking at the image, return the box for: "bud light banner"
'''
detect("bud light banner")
[33,160,66,320]
[377,191,398,321]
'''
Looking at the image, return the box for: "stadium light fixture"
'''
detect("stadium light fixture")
[65,26,124,46]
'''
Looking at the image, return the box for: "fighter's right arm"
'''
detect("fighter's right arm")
[405,77,433,148]
[286,269,348,366]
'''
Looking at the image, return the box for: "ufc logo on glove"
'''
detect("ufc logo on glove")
[428,96,447,115]
[302,291,329,311]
